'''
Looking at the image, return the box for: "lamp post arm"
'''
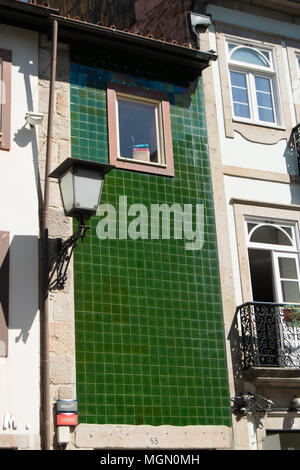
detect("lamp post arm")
[48,222,90,290]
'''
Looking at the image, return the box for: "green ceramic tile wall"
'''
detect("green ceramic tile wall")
[70,49,231,427]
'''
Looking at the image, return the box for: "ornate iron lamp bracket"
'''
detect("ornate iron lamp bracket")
[49,218,90,290]
[232,392,274,417]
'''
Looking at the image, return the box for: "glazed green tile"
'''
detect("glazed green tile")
[71,50,232,429]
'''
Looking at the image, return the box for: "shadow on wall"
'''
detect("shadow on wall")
[8,235,39,346]
[228,307,245,403]
[13,52,44,216]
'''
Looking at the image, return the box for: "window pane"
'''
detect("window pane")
[118,98,159,163]
[281,281,300,303]
[257,107,274,122]
[256,91,273,108]
[232,86,249,104]
[283,226,293,239]
[250,225,293,245]
[254,76,275,123]
[247,222,257,233]
[231,47,269,67]
[233,102,250,118]
[228,43,236,54]
[230,71,250,118]
[255,76,272,92]
[278,258,298,279]
[230,71,247,87]
[261,50,271,62]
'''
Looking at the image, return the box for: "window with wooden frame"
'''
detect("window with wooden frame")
[0,49,12,151]
[107,83,174,177]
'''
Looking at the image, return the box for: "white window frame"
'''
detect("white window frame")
[245,218,300,303]
[272,252,300,304]
[227,41,282,126]
[246,218,300,363]
[297,55,300,79]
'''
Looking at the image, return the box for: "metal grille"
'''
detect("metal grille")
[292,123,300,172]
[238,302,300,369]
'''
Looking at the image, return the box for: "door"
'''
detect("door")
[273,252,300,365]
[246,221,300,366]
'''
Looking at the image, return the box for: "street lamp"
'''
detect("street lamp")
[49,158,114,289]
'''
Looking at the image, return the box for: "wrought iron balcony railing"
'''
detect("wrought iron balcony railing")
[292,123,300,172]
[238,302,300,369]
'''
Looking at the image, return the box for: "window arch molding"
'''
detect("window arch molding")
[229,44,272,70]
[247,222,296,250]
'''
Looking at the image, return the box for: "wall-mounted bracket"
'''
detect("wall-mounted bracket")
[48,219,90,290]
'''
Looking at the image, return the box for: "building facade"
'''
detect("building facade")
[69,36,231,450]
[105,0,300,450]
[0,13,41,449]
[4,0,300,451]
[196,0,300,450]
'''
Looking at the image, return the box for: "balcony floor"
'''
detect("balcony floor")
[244,367,300,387]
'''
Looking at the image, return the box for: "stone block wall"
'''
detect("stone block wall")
[38,34,76,449]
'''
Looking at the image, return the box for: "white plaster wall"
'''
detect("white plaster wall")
[0,24,40,448]
[206,5,300,305]
[208,5,298,174]
[203,5,300,449]
[223,176,300,307]
[222,133,296,174]
[207,4,300,41]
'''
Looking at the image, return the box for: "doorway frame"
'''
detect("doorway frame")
[232,199,300,303]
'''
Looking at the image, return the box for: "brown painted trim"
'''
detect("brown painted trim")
[107,82,174,177]
[0,231,9,357]
[223,165,300,184]
[107,81,169,102]
[0,49,11,151]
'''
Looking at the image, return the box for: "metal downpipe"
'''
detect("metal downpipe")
[42,18,58,451]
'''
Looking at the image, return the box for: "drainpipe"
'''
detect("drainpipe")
[189,11,211,48]
[42,18,58,451]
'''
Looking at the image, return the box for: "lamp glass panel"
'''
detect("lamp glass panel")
[73,167,103,211]
[60,168,74,214]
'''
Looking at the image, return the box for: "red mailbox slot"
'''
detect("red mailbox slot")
[56,413,78,426]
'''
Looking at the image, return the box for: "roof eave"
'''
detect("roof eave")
[51,14,217,73]
[0,1,217,73]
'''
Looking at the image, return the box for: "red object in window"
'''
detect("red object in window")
[56,413,78,426]
[107,82,174,177]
